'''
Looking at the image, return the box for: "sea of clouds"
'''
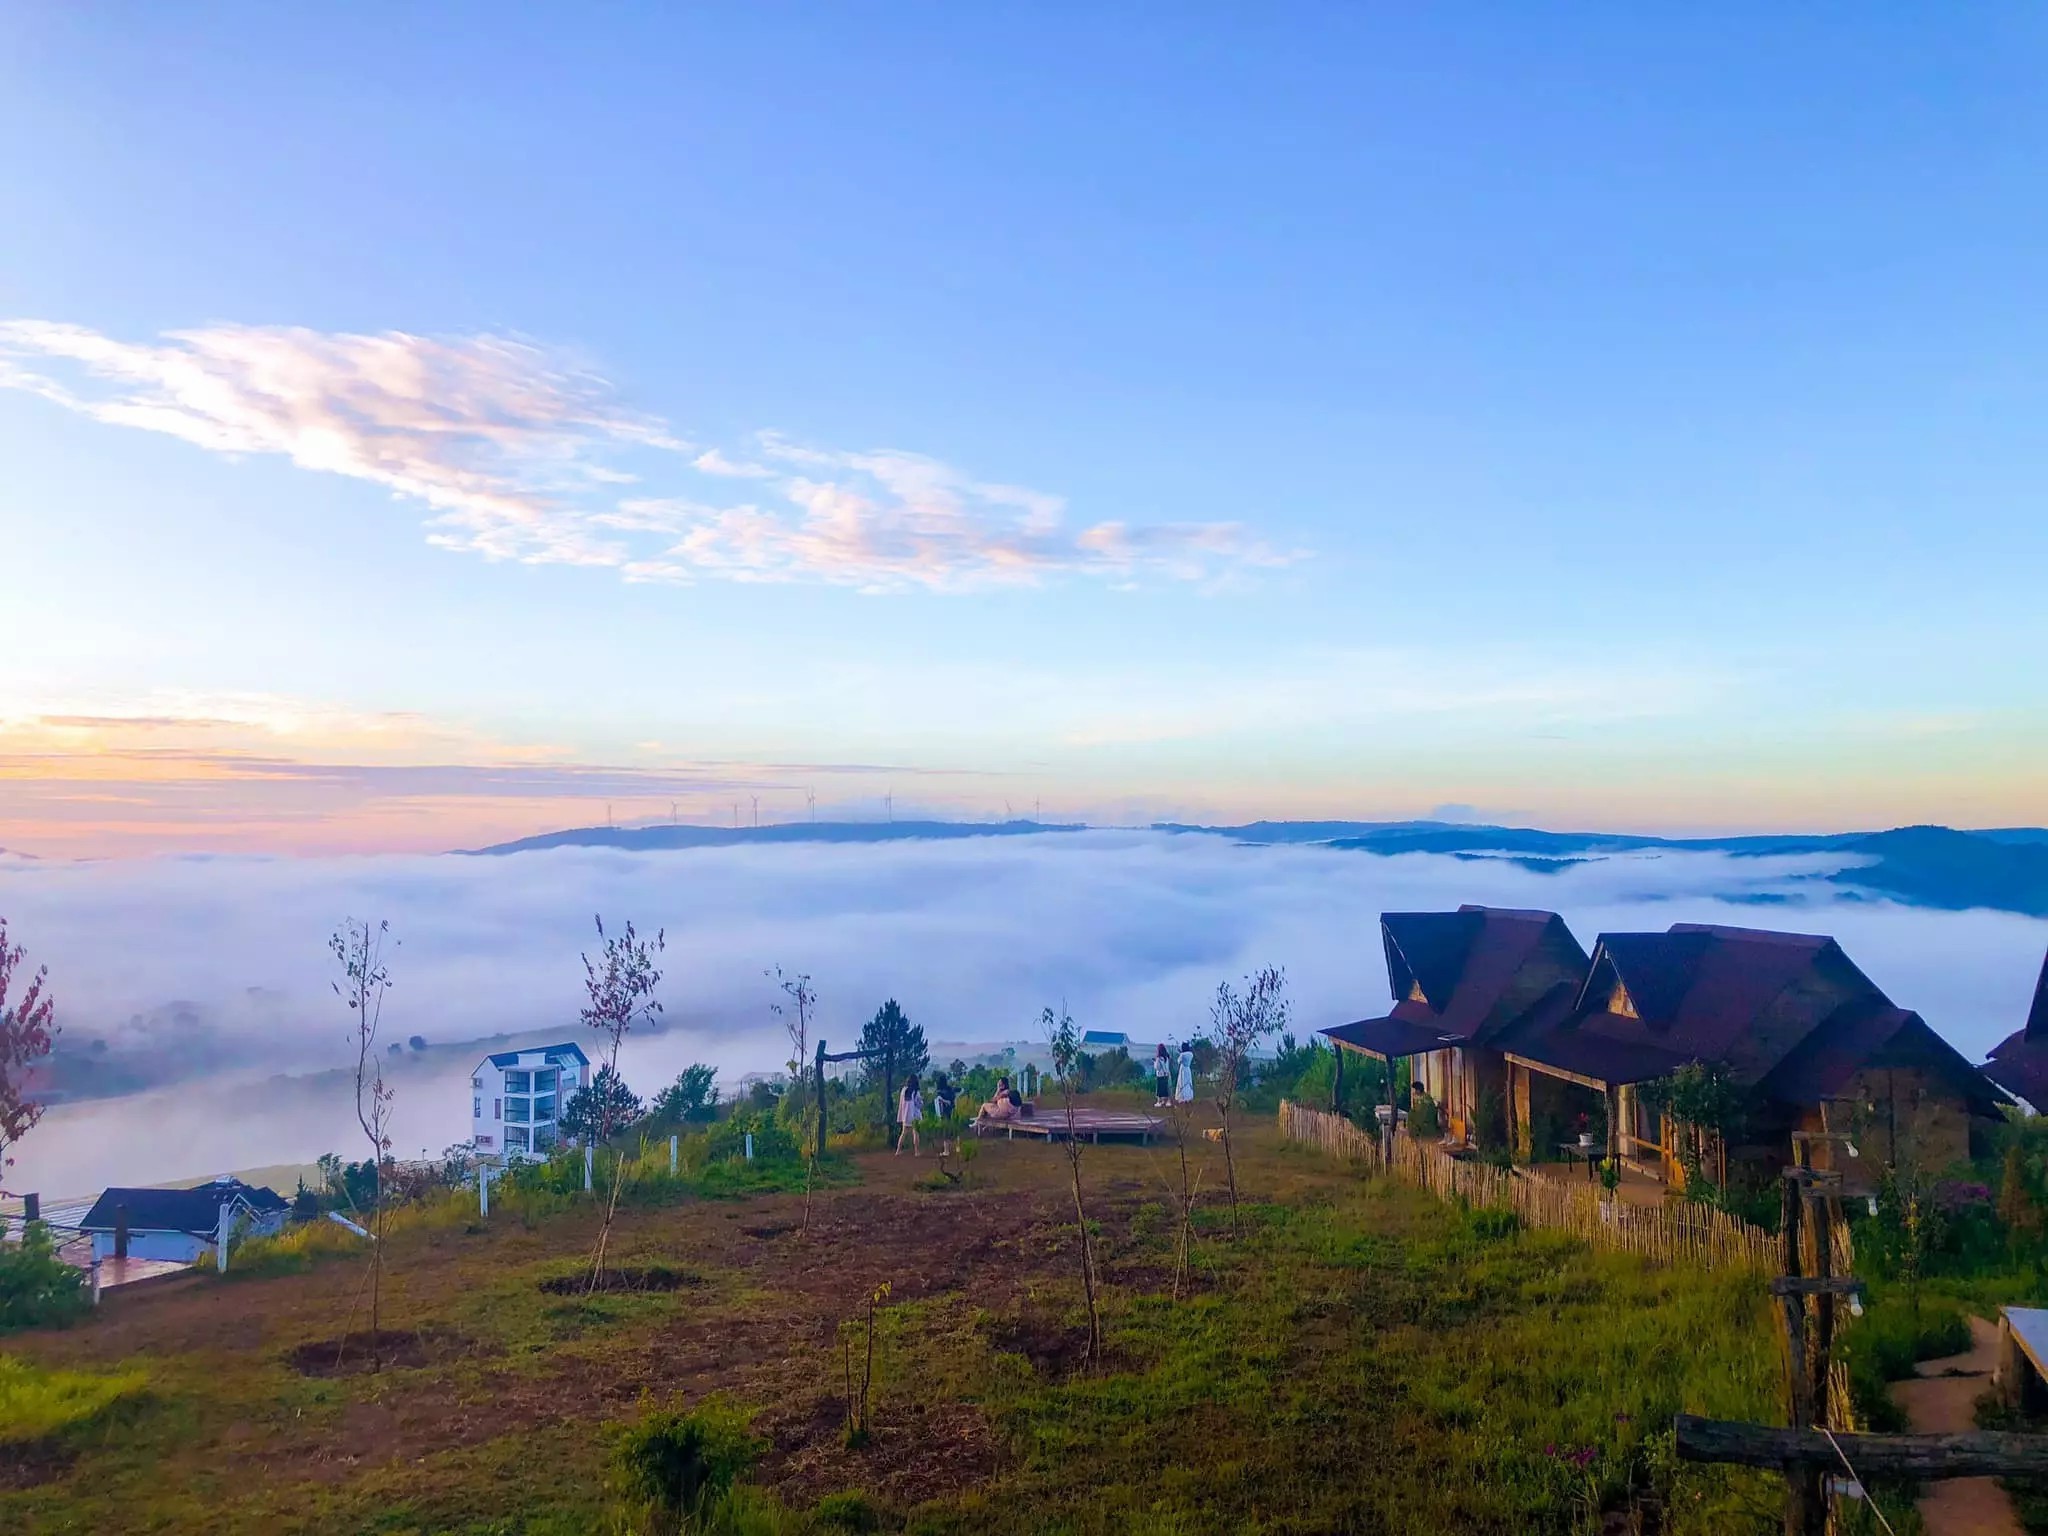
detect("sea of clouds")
[3,831,2043,1196]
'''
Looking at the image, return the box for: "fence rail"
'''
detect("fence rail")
[1278,1100,1776,1275]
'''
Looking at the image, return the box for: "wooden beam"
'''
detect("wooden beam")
[1675,1414,2048,1479]
[1781,1166,1844,1187]
[1501,1052,1609,1095]
[1331,1039,1392,1064]
[1768,1276,1863,1298]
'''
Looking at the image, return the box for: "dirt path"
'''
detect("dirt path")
[1889,1315,2023,1536]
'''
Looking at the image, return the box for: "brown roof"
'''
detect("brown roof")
[1981,945,2048,1104]
[1376,905,1589,1045]
[1504,922,1947,1100]
[1322,1013,1457,1061]
[1765,1002,2001,1114]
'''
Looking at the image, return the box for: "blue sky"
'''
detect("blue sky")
[3,5,2045,853]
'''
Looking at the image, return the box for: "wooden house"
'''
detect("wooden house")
[1320,906,1589,1150]
[1497,923,2002,1191]
[1983,945,2048,1110]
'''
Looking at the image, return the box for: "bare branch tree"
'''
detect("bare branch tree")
[582,915,664,1289]
[0,917,57,1181]
[768,967,818,1233]
[1210,966,1290,1238]
[1045,1004,1102,1366]
[330,918,396,1356]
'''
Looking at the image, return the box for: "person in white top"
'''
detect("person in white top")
[1153,1043,1173,1106]
[896,1075,923,1156]
[1175,1042,1195,1104]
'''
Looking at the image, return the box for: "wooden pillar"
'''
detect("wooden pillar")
[1333,1044,1345,1115]
[815,1040,829,1163]
[114,1203,129,1260]
[1779,1146,1824,1536]
[2001,1313,2024,1411]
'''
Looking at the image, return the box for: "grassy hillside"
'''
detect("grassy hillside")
[1,1112,1787,1534]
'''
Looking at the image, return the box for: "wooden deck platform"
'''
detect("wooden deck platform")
[976,1108,1165,1144]
[1998,1306,2048,1408]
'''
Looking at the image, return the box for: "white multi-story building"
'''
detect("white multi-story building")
[471,1042,590,1160]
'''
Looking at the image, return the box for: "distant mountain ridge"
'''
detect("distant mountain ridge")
[467,819,1085,855]
[468,818,2048,918]
[1162,820,2048,917]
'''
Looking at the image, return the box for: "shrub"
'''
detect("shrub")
[0,1220,89,1332]
[1468,1206,1520,1241]
[610,1396,762,1529]
[1409,1091,1441,1140]
[705,1111,797,1165]
[813,1490,883,1531]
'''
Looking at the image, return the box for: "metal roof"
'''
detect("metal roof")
[483,1041,590,1070]
[1321,1014,1457,1061]
[79,1179,287,1236]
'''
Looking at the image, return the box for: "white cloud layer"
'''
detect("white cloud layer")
[0,320,1287,591]
[3,834,2041,1195]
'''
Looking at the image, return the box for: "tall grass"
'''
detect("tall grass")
[0,1353,146,1444]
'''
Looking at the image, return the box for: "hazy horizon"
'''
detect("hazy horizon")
[7,832,2044,1196]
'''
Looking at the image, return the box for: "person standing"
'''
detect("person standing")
[1175,1041,1195,1104]
[896,1074,923,1156]
[931,1073,957,1154]
[1153,1043,1172,1107]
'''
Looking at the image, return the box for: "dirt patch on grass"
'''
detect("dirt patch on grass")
[0,1437,77,1491]
[982,1309,1096,1379]
[757,1390,1008,1512]
[285,1328,466,1377]
[537,1263,702,1294]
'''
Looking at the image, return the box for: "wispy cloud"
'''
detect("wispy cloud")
[0,320,1293,591]
[0,687,1019,857]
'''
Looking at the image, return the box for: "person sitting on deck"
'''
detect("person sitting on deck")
[978,1076,1023,1122]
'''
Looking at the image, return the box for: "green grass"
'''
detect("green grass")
[0,1120,1796,1534]
[0,1352,147,1445]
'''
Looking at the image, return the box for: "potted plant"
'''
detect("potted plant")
[1575,1113,1596,1152]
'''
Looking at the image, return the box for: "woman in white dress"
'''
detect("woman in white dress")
[1175,1042,1195,1104]
[895,1075,923,1156]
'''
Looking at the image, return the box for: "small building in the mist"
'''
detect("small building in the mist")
[79,1177,288,1264]
[472,1041,590,1159]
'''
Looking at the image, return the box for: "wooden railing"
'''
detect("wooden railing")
[1278,1100,1776,1275]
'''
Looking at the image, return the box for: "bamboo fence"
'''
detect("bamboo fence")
[1278,1100,1776,1275]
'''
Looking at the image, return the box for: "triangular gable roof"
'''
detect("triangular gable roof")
[1376,906,1588,1042]
[1515,923,1896,1094]
[1576,925,1855,1073]
[1764,1002,2002,1115]
[1381,910,1484,1013]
